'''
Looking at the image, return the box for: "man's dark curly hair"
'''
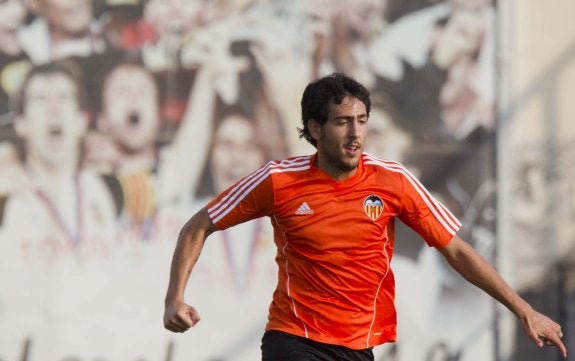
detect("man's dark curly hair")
[298,73,371,148]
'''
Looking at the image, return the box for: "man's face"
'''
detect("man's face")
[144,0,201,42]
[311,96,367,179]
[36,0,92,38]
[18,73,86,166]
[0,0,27,55]
[210,115,264,192]
[100,65,160,153]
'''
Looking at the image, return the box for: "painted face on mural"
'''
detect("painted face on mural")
[210,114,264,192]
[34,0,93,38]
[0,0,27,55]
[100,64,160,153]
[17,73,87,167]
[144,0,202,42]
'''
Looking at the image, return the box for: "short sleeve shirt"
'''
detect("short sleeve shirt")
[207,153,461,350]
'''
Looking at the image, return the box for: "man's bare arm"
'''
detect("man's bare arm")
[164,207,217,333]
[438,235,567,358]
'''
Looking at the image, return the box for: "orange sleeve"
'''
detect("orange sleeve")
[397,172,461,248]
[206,164,274,230]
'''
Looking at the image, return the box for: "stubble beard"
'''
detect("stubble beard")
[324,148,360,174]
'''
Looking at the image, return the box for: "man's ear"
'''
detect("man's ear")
[13,116,28,138]
[308,119,321,142]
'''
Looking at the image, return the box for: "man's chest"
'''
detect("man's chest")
[272,181,402,251]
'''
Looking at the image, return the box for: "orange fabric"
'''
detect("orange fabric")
[207,153,461,350]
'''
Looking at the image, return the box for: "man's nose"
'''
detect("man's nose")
[47,101,65,117]
[348,120,361,137]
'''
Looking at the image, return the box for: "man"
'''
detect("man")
[17,0,107,64]
[85,59,216,240]
[163,73,567,360]
[0,61,120,359]
[0,61,118,261]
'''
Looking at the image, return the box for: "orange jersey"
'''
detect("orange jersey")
[207,153,461,350]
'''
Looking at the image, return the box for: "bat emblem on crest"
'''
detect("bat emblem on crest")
[363,195,384,221]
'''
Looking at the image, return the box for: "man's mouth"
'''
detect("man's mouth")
[345,143,361,154]
[48,126,63,138]
[128,112,140,126]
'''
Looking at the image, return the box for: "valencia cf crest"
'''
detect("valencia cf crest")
[363,195,384,221]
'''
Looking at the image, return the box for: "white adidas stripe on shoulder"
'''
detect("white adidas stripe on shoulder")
[363,153,461,235]
[209,156,313,224]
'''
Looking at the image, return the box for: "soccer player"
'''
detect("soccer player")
[163,73,566,360]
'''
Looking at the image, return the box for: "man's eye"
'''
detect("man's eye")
[28,95,47,104]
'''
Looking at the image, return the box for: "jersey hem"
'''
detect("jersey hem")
[264,325,396,350]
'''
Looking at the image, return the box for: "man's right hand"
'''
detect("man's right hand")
[164,301,201,333]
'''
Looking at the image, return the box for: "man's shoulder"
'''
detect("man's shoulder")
[265,155,314,175]
[362,153,409,176]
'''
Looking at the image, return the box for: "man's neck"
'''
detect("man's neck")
[26,157,79,194]
[314,153,359,182]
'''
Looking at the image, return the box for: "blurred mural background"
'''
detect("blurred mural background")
[0,0,573,360]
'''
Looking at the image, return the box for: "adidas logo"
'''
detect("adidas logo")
[295,202,313,215]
